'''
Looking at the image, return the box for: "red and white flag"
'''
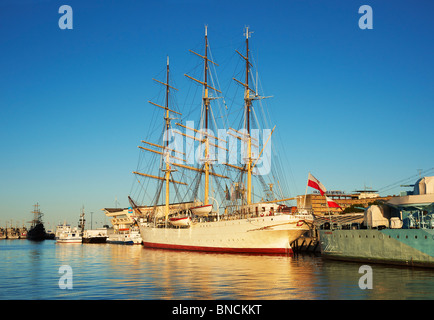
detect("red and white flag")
[307,173,327,196]
[326,196,343,210]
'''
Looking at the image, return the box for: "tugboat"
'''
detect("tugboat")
[26,203,47,241]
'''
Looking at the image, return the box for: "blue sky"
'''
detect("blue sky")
[1,0,433,227]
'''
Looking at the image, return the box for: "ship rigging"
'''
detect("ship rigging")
[128,26,311,254]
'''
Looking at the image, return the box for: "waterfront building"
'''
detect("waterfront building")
[298,190,394,216]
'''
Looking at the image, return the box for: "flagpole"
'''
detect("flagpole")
[303,172,309,212]
[325,193,333,228]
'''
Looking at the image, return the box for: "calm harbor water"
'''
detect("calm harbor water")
[0,240,433,300]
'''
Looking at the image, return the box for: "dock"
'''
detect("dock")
[291,213,365,254]
[291,234,320,253]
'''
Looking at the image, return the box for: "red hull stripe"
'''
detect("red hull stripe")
[170,217,189,221]
[142,242,293,255]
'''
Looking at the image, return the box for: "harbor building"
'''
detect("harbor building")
[297,190,394,216]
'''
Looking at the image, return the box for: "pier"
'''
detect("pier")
[0,227,28,239]
[291,213,365,253]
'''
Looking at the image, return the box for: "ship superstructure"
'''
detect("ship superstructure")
[319,176,434,267]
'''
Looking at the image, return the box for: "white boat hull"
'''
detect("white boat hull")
[56,238,82,243]
[139,214,311,254]
[107,232,142,245]
[190,204,213,216]
[170,216,191,227]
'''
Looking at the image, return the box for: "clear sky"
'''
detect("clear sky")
[1,0,433,227]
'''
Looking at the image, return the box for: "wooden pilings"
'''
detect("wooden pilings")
[291,236,320,253]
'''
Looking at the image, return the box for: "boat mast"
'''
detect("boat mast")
[245,27,253,205]
[184,25,224,206]
[203,25,210,205]
[231,28,275,206]
[164,56,171,221]
[133,57,187,224]
[31,202,42,226]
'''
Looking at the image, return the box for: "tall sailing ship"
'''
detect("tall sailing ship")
[130,27,312,254]
[26,203,47,241]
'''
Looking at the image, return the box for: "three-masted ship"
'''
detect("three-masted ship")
[130,27,312,254]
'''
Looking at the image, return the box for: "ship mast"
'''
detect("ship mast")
[164,56,171,220]
[244,27,253,205]
[133,57,187,224]
[232,27,274,205]
[184,25,225,206]
[204,25,210,205]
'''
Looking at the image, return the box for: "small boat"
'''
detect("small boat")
[56,228,82,243]
[169,216,191,227]
[45,229,55,240]
[190,204,213,216]
[107,226,142,245]
[82,228,108,243]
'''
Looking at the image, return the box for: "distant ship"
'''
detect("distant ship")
[319,176,434,268]
[82,227,108,243]
[55,209,85,243]
[130,27,312,254]
[26,203,47,241]
[55,223,82,243]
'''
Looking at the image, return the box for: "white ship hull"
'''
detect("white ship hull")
[139,214,311,254]
[190,204,213,216]
[56,237,82,243]
[107,232,142,245]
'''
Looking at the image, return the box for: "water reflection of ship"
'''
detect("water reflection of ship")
[26,203,47,241]
[135,248,321,299]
